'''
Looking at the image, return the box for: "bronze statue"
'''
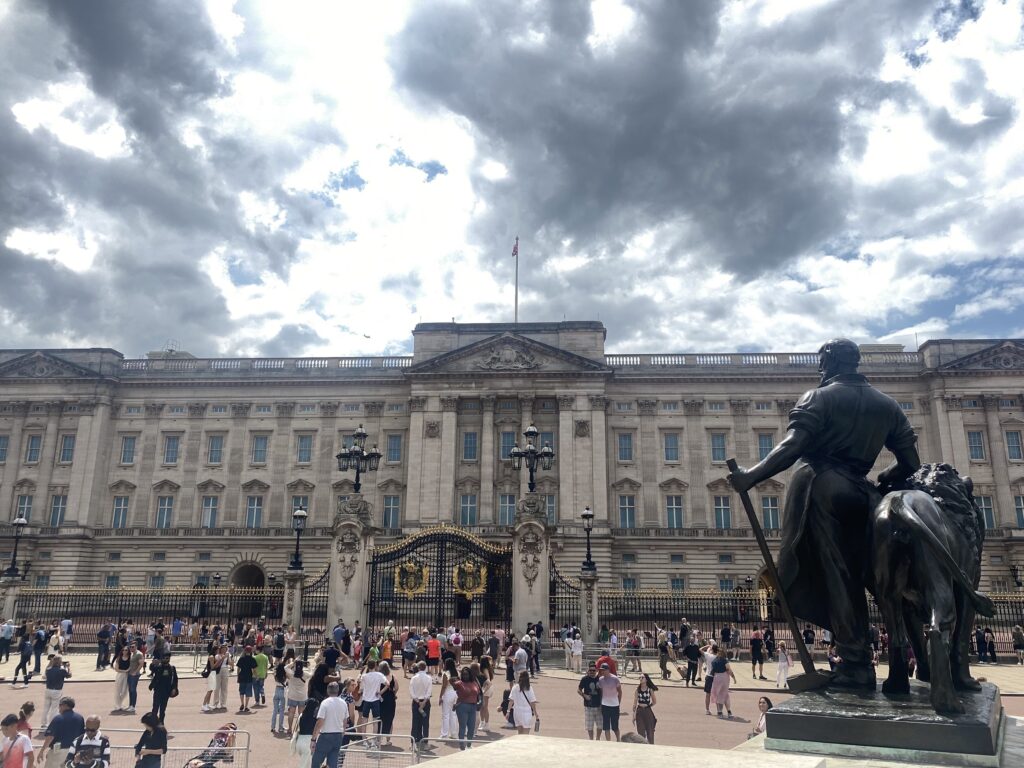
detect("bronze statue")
[728,338,920,689]
[872,463,994,712]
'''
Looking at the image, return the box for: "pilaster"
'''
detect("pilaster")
[439,397,459,521]
[329,501,376,626]
[684,399,708,526]
[637,399,660,526]
[588,396,609,524]
[34,401,63,524]
[943,396,970,470]
[67,399,110,527]
[983,395,1015,526]
[282,570,304,630]
[480,397,496,523]
[512,498,550,632]
[406,396,427,524]
[557,395,577,521]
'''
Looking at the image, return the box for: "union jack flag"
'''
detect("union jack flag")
[512,237,519,258]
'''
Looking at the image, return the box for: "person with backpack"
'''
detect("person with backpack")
[32,624,48,675]
[450,628,463,665]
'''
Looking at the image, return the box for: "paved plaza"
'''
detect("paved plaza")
[1,653,1024,768]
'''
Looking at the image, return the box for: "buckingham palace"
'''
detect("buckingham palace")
[2,321,1024,596]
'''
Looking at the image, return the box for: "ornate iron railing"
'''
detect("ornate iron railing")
[298,566,330,642]
[548,559,580,639]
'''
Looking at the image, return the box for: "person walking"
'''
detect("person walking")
[452,666,481,749]
[0,713,34,768]
[776,642,791,688]
[148,657,178,725]
[597,663,621,742]
[37,697,84,768]
[437,658,459,741]
[133,712,167,768]
[984,627,998,664]
[289,699,317,768]
[509,670,538,736]
[200,644,224,713]
[356,658,386,734]
[577,662,602,740]
[476,657,494,733]
[285,660,307,734]
[65,715,110,768]
[571,633,584,674]
[124,642,143,715]
[12,634,33,687]
[0,619,15,664]
[701,642,719,714]
[378,662,398,744]
[113,646,132,712]
[40,656,72,730]
[15,703,35,739]
[408,661,431,751]
[309,683,355,768]
[1013,625,1024,665]
[253,646,269,707]
[710,647,738,719]
[270,663,288,734]
[632,673,658,745]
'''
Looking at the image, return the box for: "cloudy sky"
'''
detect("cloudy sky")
[1,0,1022,358]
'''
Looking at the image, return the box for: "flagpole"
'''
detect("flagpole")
[513,236,519,325]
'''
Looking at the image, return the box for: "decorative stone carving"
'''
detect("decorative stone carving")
[152,479,181,493]
[188,402,207,417]
[982,394,1001,410]
[918,398,933,415]
[481,395,496,412]
[475,344,541,371]
[574,419,591,437]
[683,399,704,415]
[335,493,373,526]
[144,403,165,417]
[320,401,340,417]
[729,399,751,415]
[588,395,609,411]
[231,402,252,417]
[582,576,595,635]
[943,396,962,410]
[440,396,459,412]
[637,399,658,415]
[424,420,441,438]
[516,494,546,521]
[557,394,576,410]
[275,402,295,417]
[196,479,225,493]
[518,396,534,412]
[944,341,1024,371]
[518,528,544,593]
[335,528,362,594]
[363,401,385,416]
[10,401,31,416]
[775,399,797,413]
[286,479,316,493]
[408,396,427,412]
[0,351,96,379]
[241,479,270,492]
[44,401,64,414]
[109,480,137,493]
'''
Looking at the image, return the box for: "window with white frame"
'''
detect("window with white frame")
[296,434,313,463]
[201,496,218,529]
[1007,431,1023,461]
[663,432,680,462]
[459,494,478,526]
[539,431,554,451]
[0,434,8,463]
[105,574,120,588]
[975,495,995,529]
[112,497,129,529]
[124,405,142,415]
[967,431,986,460]
[194,574,210,587]
[1015,495,1024,528]
[298,403,317,414]
[49,494,67,527]
[198,552,212,562]
[16,494,32,521]
[498,494,516,526]
[617,433,634,461]
[616,401,633,412]
[963,399,981,408]
[710,432,727,462]
[386,434,402,463]
[666,495,684,528]
[35,575,50,588]
[251,434,269,464]
[757,433,775,461]
[25,434,41,463]
[670,577,685,592]
[622,577,637,591]
[169,405,185,415]
[898,401,914,411]
[719,578,735,592]
[714,495,731,529]
[58,435,75,463]
[255,405,273,414]
[291,495,308,515]
[211,405,227,414]
[618,495,636,528]
[155,496,174,528]
[621,553,636,563]
[707,401,725,412]
[718,553,733,563]
[762,495,780,529]
[1000,398,1018,408]
[386,403,404,412]
[152,552,166,561]
[462,432,478,461]
[163,435,180,464]
[207,434,224,464]
[149,574,165,588]
[343,403,360,412]
[662,401,678,412]
[120,435,137,464]
[245,496,263,528]
[754,401,772,412]
[383,495,401,528]
[670,554,684,564]
[499,431,516,460]
[545,494,557,525]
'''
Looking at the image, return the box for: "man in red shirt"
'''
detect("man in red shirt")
[425,633,441,682]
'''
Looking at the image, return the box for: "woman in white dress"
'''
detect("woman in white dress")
[201,644,227,712]
[509,670,539,735]
[775,642,790,688]
[437,657,459,740]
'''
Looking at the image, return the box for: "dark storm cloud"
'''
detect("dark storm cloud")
[0,0,346,354]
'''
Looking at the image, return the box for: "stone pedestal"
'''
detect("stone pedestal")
[579,569,599,645]
[329,495,376,627]
[0,579,20,619]
[282,570,303,630]
[512,494,551,633]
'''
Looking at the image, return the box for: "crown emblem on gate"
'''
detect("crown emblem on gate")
[452,561,488,597]
[394,562,428,598]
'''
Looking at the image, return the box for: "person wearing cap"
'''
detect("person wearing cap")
[38,697,84,768]
[597,664,622,742]
[577,662,602,740]
[236,645,258,713]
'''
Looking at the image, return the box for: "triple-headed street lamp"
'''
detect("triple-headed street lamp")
[509,424,555,493]
[581,505,596,573]
[3,513,30,580]
[290,506,308,571]
[335,424,382,493]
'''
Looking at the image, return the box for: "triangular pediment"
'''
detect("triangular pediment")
[707,478,733,492]
[941,341,1024,372]
[407,332,610,377]
[152,479,180,493]
[196,479,226,493]
[241,479,270,492]
[659,477,690,492]
[611,477,641,491]
[287,479,315,492]
[109,480,137,493]
[0,351,102,380]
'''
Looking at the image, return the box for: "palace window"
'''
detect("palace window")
[670,577,685,592]
[120,436,136,464]
[618,495,636,528]
[762,496,780,529]
[1016,496,1024,528]
[49,495,67,527]
[714,495,732,529]
[757,433,775,461]
[666,495,684,529]
[719,578,735,592]
[34,575,50,588]
[617,433,634,462]
[962,399,981,409]
[155,496,174,529]
[0,434,7,462]
[975,495,995,529]
[462,432,478,461]
[662,401,678,412]
[211,405,227,414]
[296,434,313,464]
[256,405,273,414]
[162,435,180,464]
[58,435,75,463]
[198,552,212,562]
[105,575,120,588]
[149,574,165,588]
[499,431,516,460]
[718,553,733,563]
[670,554,684,564]
[754,401,772,412]
[1006,431,1023,461]
[343,403,360,412]
[616,402,633,412]
[201,496,218,529]
[459,494,478,526]
[291,495,308,515]
[386,434,403,463]
[383,495,401,528]
[169,405,185,415]
[124,406,142,415]
[707,402,725,412]
[967,431,986,461]
[622,577,637,591]
[710,432,727,462]
[25,434,41,463]
[152,552,166,561]
[194,574,210,587]
[112,497,129,529]
[251,434,269,464]
[245,496,263,528]
[663,432,680,462]
[539,431,554,451]
[499,494,516,526]
[545,494,557,525]
[108,552,121,561]
[1000,398,1018,408]
[207,435,224,464]
[899,401,914,411]
[298,404,317,413]
[16,494,32,521]
[387,403,404,412]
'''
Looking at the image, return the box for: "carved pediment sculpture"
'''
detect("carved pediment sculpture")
[0,351,101,380]
[152,479,181,493]
[109,480,137,493]
[287,479,316,493]
[574,419,591,437]
[241,479,270,492]
[196,479,226,493]
[942,341,1024,371]
[476,343,541,371]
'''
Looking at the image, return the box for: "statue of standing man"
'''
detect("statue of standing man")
[728,339,921,688]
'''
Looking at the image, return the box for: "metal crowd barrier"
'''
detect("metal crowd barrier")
[100,728,250,768]
[339,733,418,767]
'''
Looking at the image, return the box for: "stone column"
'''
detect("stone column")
[579,569,599,646]
[34,401,63,523]
[329,500,376,627]
[684,399,707,525]
[944,397,970,469]
[557,395,577,519]
[282,570,304,630]
[480,397,496,523]
[405,397,427,524]
[637,399,660,526]
[67,399,109,527]
[439,397,459,521]
[0,579,20,620]
[730,399,751,528]
[512,497,550,632]
[983,395,1015,526]
[588,396,609,524]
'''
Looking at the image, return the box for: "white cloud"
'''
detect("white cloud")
[6,225,99,273]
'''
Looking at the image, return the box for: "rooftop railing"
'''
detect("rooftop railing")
[119,356,413,373]
[604,351,920,367]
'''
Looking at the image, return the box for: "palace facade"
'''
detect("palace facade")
[2,322,1023,593]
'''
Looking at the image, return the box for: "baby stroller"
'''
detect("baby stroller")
[182,723,238,768]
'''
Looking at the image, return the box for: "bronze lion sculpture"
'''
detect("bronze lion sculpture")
[872,463,995,713]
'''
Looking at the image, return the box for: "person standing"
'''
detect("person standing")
[570,633,584,674]
[113,646,131,712]
[437,658,459,741]
[148,657,178,725]
[632,673,658,745]
[309,683,355,768]
[984,627,998,664]
[1012,625,1024,665]
[40,657,72,730]
[133,712,167,768]
[710,647,737,719]
[65,715,110,768]
[253,646,269,707]
[0,713,34,768]
[681,636,700,687]
[597,663,621,742]
[425,633,441,683]
[476,658,494,733]
[378,662,398,744]
[11,635,33,687]
[200,644,224,713]
[271,663,288,734]
[0,619,14,664]
[94,625,111,673]
[776,642,791,688]
[577,662,602,740]
[750,626,766,680]
[37,697,84,768]
[290,699,317,768]
[701,643,718,715]
[408,661,431,751]
[451,667,481,750]
[285,660,307,735]
[235,646,257,713]
[509,671,538,736]
[750,696,774,738]
[763,625,776,661]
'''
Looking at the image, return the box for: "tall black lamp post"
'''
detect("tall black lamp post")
[509,424,555,492]
[335,424,382,493]
[581,505,596,572]
[3,513,29,580]
[1012,564,1022,589]
[290,506,308,570]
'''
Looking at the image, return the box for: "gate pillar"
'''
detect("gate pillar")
[579,568,600,646]
[512,494,551,635]
[282,570,303,630]
[0,580,20,620]
[329,495,376,627]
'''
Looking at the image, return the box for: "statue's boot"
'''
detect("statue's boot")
[830,661,877,690]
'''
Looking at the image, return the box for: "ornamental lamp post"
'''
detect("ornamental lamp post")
[509,423,555,492]
[290,506,308,571]
[581,505,596,573]
[2,513,29,580]
[212,572,222,586]
[335,424,382,493]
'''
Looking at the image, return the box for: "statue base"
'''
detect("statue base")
[766,681,1003,767]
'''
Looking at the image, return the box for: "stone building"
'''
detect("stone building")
[1,322,1023,594]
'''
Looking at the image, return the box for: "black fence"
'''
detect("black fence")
[549,561,580,634]
[298,566,330,642]
[13,586,284,638]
